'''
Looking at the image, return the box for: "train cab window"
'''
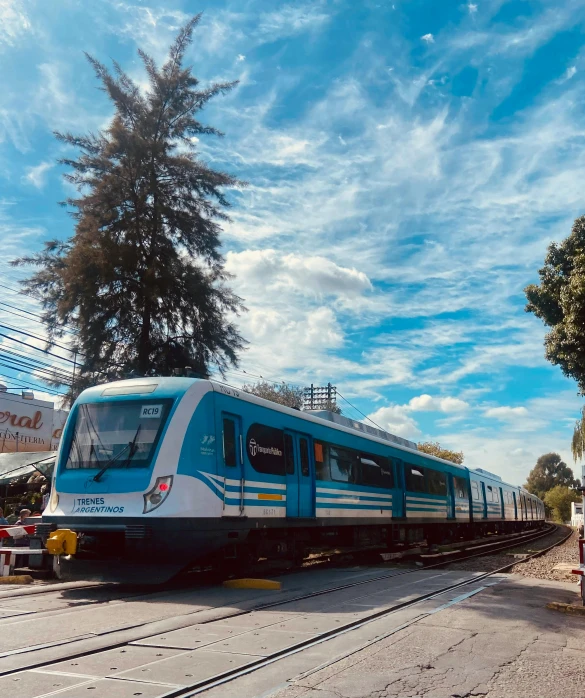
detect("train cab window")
[471,481,480,501]
[427,469,447,496]
[405,464,426,493]
[223,418,237,467]
[299,438,310,477]
[453,476,468,499]
[284,434,295,475]
[329,446,356,483]
[359,455,394,489]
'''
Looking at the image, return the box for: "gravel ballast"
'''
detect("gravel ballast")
[444,525,577,580]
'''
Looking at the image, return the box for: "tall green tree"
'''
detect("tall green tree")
[525,216,585,394]
[543,485,581,523]
[13,15,246,396]
[524,452,579,500]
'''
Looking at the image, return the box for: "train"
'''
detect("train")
[41,377,545,582]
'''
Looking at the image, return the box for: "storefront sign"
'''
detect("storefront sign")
[0,393,64,453]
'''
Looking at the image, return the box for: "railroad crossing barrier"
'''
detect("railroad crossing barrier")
[0,525,37,577]
[571,537,585,605]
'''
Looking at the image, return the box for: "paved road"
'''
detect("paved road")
[271,575,585,698]
[2,568,584,697]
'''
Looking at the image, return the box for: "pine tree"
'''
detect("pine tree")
[13,16,246,397]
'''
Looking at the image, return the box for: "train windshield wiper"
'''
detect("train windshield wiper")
[119,425,142,470]
[92,425,142,482]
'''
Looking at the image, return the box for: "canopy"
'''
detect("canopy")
[0,451,56,485]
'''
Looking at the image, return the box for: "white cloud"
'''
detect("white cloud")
[22,161,53,189]
[225,249,372,298]
[467,3,478,13]
[421,33,435,44]
[236,54,246,62]
[408,394,469,413]
[0,0,32,49]
[561,65,577,82]
[257,4,330,38]
[484,406,529,419]
[367,405,421,439]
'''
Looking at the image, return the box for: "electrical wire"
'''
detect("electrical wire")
[0,355,73,385]
[0,323,80,358]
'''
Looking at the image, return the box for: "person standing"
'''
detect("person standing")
[0,507,8,526]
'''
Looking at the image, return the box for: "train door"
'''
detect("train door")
[395,459,406,518]
[221,413,244,515]
[513,491,518,519]
[480,482,488,519]
[284,431,315,518]
[446,474,455,519]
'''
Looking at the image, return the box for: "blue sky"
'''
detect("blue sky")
[1,0,585,485]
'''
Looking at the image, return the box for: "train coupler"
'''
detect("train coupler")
[46,529,78,556]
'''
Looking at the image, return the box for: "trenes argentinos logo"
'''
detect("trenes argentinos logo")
[248,438,282,458]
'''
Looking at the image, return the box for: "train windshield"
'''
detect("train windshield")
[64,399,172,470]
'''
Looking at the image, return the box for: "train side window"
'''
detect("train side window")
[299,438,310,477]
[470,481,480,501]
[405,464,426,493]
[359,455,394,489]
[314,441,330,481]
[284,434,295,475]
[246,423,286,475]
[329,446,356,483]
[486,485,493,502]
[453,476,467,499]
[427,469,447,496]
[223,418,237,467]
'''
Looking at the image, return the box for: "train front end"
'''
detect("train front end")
[42,377,216,583]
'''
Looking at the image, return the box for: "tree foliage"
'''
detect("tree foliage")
[417,441,464,464]
[524,452,579,500]
[571,407,585,462]
[13,15,246,397]
[525,216,585,394]
[543,485,581,523]
[242,381,304,410]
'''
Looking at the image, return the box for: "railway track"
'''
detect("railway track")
[0,523,569,692]
[152,524,574,698]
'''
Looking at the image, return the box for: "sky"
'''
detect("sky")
[1,0,585,486]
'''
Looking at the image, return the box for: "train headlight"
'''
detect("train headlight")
[48,489,59,514]
[143,476,173,514]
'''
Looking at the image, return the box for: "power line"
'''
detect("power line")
[0,354,73,385]
[0,302,79,337]
[0,281,79,334]
[0,331,77,365]
[0,322,80,358]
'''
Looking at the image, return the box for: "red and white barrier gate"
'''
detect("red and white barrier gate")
[0,525,36,577]
[571,538,585,605]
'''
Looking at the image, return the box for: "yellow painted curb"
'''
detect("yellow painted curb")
[546,601,585,616]
[0,575,34,585]
[222,578,282,590]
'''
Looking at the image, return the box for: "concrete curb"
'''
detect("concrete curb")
[546,601,585,616]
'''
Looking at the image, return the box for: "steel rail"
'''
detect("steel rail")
[158,525,573,698]
[0,523,563,681]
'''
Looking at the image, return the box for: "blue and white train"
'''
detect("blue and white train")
[42,378,545,582]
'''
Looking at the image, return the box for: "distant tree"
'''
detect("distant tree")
[13,15,246,399]
[571,407,585,462]
[544,485,581,523]
[417,441,464,464]
[243,381,304,410]
[525,216,585,394]
[524,453,579,500]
